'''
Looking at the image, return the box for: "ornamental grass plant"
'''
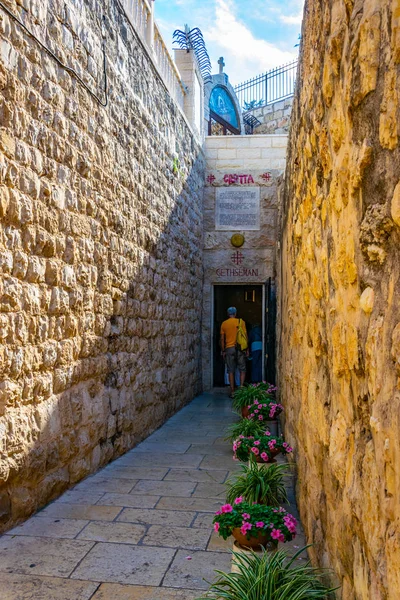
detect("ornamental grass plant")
[196,546,337,600]
[225,418,266,442]
[226,461,290,506]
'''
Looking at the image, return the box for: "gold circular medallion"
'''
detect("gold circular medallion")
[231,233,245,247]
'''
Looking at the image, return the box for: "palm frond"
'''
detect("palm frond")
[173,24,212,82]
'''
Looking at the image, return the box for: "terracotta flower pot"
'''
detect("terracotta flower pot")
[252,457,277,469]
[232,527,270,550]
[241,406,249,418]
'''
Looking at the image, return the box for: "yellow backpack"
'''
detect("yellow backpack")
[236,319,248,352]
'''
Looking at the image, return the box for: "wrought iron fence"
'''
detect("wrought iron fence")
[234,59,298,111]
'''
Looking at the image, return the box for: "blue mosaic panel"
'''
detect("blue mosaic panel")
[209,86,239,128]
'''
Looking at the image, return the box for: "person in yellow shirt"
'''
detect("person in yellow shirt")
[220,307,248,398]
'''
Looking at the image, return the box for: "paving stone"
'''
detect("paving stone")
[97,493,160,508]
[157,497,223,513]
[4,516,89,539]
[117,508,196,527]
[100,466,169,480]
[132,441,191,453]
[0,572,98,600]
[54,491,106,505]
[0,536,94,577]
[186,443,231,456]
[192,513,214,529]
[77,521,146,544]
[163,549,232,590]
[207,531,232,553]
[39,503,122,521]
[74,477,137,493]
[191,481,226,499]
[70,543,175,585]
[199,455,241,471]
[130,480,196,497]
[117,453,204,468]
[164,468,228,483]
[142,525,211,550]
[92,583,200,599]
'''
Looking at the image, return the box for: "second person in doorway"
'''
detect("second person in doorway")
[220,307,248,398]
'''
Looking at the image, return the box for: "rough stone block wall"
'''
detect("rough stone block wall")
[279,0,400,597]
[0,0,204,532]
[249,97,294,135]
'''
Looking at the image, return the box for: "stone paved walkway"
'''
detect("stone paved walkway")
[0,391,305,599]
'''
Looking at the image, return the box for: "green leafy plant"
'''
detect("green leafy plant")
[226,461,290,506]
[213,500,297,543]
[225,418,266,442]
[233,433,292,463]
[196,546,337,599]
[232,384,274,412]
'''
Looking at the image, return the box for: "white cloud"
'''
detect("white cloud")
[280,12,303,25]
[204,0,297,84]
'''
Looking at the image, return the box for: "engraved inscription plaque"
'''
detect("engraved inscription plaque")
[215,187,260,231]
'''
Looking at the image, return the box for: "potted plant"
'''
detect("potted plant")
[232,385,275,418]
[225,461,289,506]
[213,499,297,550]
[196,546,337,599]
[245,398,284,422]
[233,432,292,464]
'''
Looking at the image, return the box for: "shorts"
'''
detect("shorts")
[225,346,246,374]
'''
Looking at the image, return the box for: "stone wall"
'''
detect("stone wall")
[249,97,293,135]
[0,0,204,532]
[279,0,400,597]
[202,134,287,389]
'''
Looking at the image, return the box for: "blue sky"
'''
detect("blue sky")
[155,0,304,85]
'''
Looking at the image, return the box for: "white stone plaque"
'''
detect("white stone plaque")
[215,187,260,230]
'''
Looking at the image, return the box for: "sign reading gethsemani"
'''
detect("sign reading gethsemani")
[215,187,260,231]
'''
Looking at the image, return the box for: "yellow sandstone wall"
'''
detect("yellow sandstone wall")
[279,0,400,597]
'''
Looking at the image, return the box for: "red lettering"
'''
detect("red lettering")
[222,174,255,185]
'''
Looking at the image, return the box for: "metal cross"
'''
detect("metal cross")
[218,56,225,74]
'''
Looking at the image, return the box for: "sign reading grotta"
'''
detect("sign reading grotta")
[215,187,260,231]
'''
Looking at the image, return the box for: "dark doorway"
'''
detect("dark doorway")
[213,285,263,387]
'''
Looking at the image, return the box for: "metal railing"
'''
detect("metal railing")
[120,0,185,109]
[234,59,298,111]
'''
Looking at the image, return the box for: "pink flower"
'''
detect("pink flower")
[240,522,252,535]
[254,409,259,414]
[242,513,251,520]
[271,528,285,542]
[260,452,269,461]
[234,496,244,504]
[265,431,271,436]
[215,510,222,515]
[258,415,264,420]
[253,399,259,404]
[214,522,220,533]
[233,442,238,451]
[255,521,265,528]
[251,447,260,455]
[254,440,260,446]
[221,504,233,513]
[250,414,255,418]
[287,446,293,453]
